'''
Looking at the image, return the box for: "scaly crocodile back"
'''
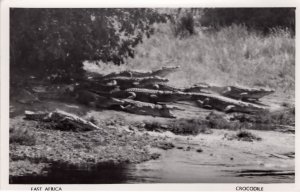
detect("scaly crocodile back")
[124,88,173,95]
[152,66,180,77]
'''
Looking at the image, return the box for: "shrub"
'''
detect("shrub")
[206,112,238,130]
[167,8,204,38]
[196,148,203,153]
[144,121,163,131]
[234,130,262,142]
[224,130,262,142]
[172,12,195,38]
[169,118,212,135]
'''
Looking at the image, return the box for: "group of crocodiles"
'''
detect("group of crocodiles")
[71,66,274,118]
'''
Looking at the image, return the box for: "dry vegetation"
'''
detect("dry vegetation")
[86,23,294,98]
[224,130,262,142]
[127,24,295,95]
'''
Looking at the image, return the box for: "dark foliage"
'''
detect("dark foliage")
[10,8,167,82]
[229,130,262,142]
[168,8,202,38]
[206,112,239,130]
[200,8,295,34]
[169,118,212,135]
[172,12,195,38]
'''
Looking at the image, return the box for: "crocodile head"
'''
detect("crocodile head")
[250,88,275,98]
[109,97,125,105]
[153,66,180,77]
[161,65,180,70]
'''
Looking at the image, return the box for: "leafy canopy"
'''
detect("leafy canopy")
[10,8,167,81]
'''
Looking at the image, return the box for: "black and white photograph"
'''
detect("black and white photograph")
[1,1,298,190]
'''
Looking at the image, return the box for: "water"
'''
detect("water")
[10,163,130,184]
[10,148,294,184]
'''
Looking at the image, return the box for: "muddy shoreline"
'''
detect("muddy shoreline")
[9,97,295,183]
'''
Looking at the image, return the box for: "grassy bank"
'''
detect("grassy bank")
[85,24,294,97]
[128,24,295,94]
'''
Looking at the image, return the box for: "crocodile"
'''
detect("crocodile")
[145,83,185,92]
[122,88,225,103]
[85,88,129,99]
[136,76,169,86]
[101,70,149,79]
[195,92,267,113]
[101,66,180,79]
[90,87,193,102]
[184,83,274,101]
[151,66,180,77]
[75,90,124,108]
[119,99,180,118]
[77,86,267,114]
[28,84,76,101]
[123,88,193,103]
[184,83,213,93]
[221,86,275,101]
[25,110,100,131]
[74,90,182,118]
[103,76,169,90]
[120,89,267,114]
[75,81,120,93]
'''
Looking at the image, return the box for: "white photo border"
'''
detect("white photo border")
[1,0,299,191]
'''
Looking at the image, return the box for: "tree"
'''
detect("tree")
[10,8,167,82]
[199,8,295,34]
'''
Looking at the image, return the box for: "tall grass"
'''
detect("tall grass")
[85,23,294,96]
[128,24,294,94]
